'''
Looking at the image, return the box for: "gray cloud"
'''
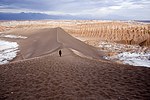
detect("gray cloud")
[0,0,149,19]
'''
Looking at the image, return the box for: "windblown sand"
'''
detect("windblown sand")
[0,27,150,100]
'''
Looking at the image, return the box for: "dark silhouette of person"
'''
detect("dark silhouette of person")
[59,50,62,57]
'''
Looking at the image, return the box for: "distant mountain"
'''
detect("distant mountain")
[0,12,78,20]
[135,20,150,23]
[0,12,132,20]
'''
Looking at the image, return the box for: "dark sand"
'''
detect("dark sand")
[0,28,150,100]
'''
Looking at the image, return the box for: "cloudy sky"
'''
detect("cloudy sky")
[0,0,149,19]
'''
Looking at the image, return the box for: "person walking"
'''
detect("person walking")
[59,50,62,57]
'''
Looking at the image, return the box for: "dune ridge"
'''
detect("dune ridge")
[18,27,103,60]
[0,22,150,99]
[0,47,150,100]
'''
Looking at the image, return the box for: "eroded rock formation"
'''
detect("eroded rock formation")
[0,20,149,46]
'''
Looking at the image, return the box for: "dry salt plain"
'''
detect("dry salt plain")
[0,20,150,67]
[0,33,27,64]
[75,37,150,67]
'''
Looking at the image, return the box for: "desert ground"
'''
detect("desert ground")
[0,20,150,100]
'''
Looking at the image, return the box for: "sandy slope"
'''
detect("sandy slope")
[0,27,150,99]
[18,27,103,59]
[0,48,150,100]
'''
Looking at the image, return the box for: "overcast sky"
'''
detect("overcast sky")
[0,0,149,19]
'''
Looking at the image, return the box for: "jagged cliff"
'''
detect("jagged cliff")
[0,20,150,46]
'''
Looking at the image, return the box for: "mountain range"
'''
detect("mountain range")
[0,12,130,20]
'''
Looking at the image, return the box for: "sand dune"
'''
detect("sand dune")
[0,48,150,100]
[0,22,150,99]
[19,27,103,60]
